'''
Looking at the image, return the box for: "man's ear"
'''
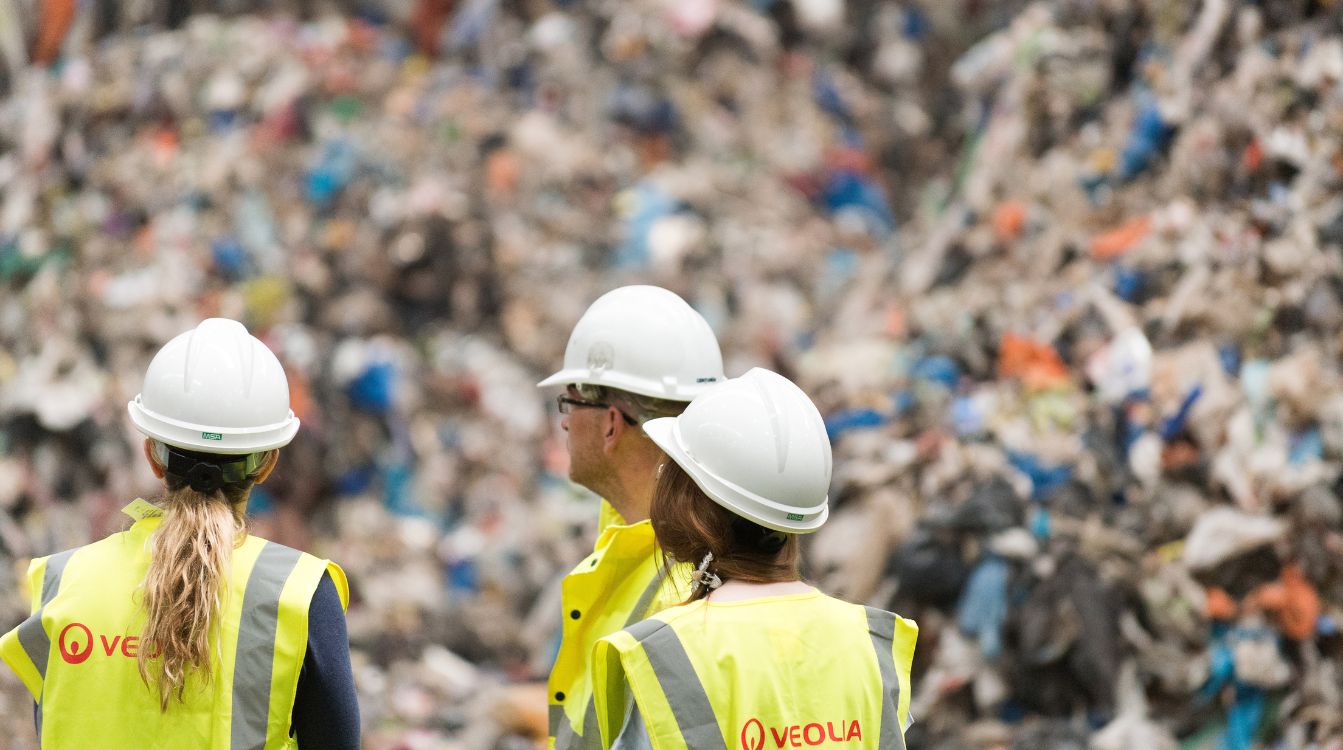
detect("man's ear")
[602,408,628,454]
[143,439,166,479]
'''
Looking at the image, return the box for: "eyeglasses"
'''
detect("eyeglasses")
[555,395,637,426]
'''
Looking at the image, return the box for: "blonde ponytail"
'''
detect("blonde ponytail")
[137,477,251,710]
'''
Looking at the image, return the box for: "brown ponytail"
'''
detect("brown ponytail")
[137,471,253,710]
[650,459,800,603]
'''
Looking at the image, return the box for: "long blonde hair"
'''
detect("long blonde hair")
[137,455,256,710]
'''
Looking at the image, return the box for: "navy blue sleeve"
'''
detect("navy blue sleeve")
[292,571,360,749]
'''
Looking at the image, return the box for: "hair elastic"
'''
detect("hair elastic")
[692,552,723,594]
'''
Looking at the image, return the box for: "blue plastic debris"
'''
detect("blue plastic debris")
[1289,427,1324,466]
[824,408,887,441]
[950,394,988,436]
[211,236,249,281]
[812,70,853,124]
[447,557,479,594]
[821,170,896,236]
[1007,451,1074,501]
[1031,508,1051,539]
[448,0,500,50]
[1159,385,1203,441]
[903,7,930,39]
[247,485,276,516]
[348,361,397,414]
[956,555,1010,661]
[334,464,377,496]
[615,180,679,269]
[1219,345,1242,377]
[383,462,422,516]
[1118,99,1174,181]
[912,355,960,390]
[611,85,679,134]
[1223,686,1266,750]
[1113,265,1145,302]
[306,139,357,209]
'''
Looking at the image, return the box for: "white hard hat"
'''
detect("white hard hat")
[128,318,299,454]
[643,368,832,533]
[537,285,724,401]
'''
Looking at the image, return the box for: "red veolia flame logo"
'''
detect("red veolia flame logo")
[741,718,766,750]
[58,623,93,665]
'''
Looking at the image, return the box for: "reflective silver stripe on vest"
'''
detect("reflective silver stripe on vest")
[22,548,77,741]
[864,607,907,749]
[553,569,667,750]
[625,568,667,627]
[625,619,727,750]
[16,549,77,679]
[231,543,301,750]
[553,696,601,750]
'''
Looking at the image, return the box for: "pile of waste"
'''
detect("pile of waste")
[3,1,1343,748]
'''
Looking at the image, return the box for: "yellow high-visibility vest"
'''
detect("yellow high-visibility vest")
[0,499,348,750]
[592,590,918,750]
[549,501,690,750]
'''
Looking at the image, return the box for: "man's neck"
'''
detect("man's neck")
[602,487,650,525]
[600,466,655,524]
[595,439,664,525]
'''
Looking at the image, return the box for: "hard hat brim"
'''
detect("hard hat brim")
[536,368,711,402]
[644,417,828,534]
[128,397,300,454]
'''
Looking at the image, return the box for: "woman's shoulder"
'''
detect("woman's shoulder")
[598,598,709,652]
[234,535,349,608]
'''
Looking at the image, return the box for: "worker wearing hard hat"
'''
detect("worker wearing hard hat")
[591,368,919,750]
[0,318,359,749]
[538,285,726,750]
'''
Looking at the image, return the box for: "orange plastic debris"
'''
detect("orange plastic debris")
[287,369,318,424]
[1252,581,1287,611]
[884,304,907,339]
[828,146,874,175]
[33,0,76,65]
[485,149,520,196]
[1090,215,1152,260]
[998,333,1070,389]
[1274,564,1320,641]
[1247,564,1320,640]
[1243,140,1263,172]
[992,201,1027,242]
[1161,441,1201,470]
[1205,587,1238,621]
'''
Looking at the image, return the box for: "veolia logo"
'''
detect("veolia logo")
[739,717,863,748]
[56,622,157,664]
[58,623,93,665]
[740,718,766,750]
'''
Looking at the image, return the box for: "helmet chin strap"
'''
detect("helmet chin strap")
[732,516,789,553]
